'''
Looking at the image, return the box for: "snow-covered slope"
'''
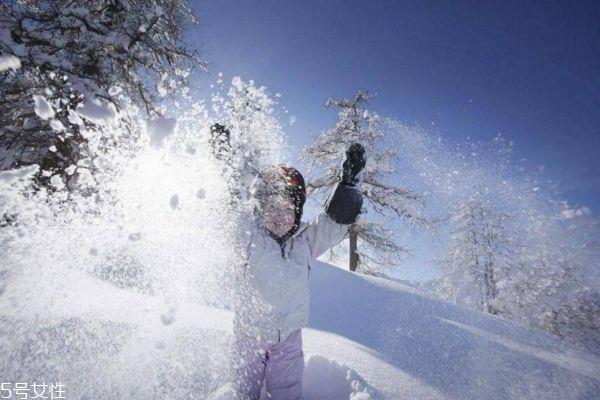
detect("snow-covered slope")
[2,260,598,399]
[305,260,600,400]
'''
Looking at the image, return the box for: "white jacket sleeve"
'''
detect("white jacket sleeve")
[292,212,350,259]
[289,180,363,260]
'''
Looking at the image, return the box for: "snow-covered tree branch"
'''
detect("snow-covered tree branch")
[0,0,202,191]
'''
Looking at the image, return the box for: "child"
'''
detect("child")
[233,143,366,400]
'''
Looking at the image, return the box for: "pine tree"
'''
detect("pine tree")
[302,91,426,274]
[441,193,515,314]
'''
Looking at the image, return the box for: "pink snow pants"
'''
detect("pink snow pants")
[234,329,304,400]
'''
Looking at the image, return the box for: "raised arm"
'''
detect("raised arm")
[291,143,366,259]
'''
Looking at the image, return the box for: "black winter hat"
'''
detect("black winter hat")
[253,164,306,243]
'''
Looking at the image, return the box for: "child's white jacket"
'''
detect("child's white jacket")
[241,210,351,344]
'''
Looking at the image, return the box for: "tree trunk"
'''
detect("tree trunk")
[349,225,359,272]
[484,260,498,315]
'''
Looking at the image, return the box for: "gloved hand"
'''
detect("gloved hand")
[325,143,366,224]
[341,143,366,186]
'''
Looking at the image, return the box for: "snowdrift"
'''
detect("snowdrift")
[1,260,598,399]
[306,260,600,399]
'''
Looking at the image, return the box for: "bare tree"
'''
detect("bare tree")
[302,91,427,274]
[0,0,202,190]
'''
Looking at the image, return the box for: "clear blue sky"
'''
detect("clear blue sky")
[188,0,600,212]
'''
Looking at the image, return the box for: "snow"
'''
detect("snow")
[49,119,65,132]
[147,116,177,147]
[170,194,179,209]
[303,354,374,399]
[33,95,55,120]
[128,232,142,241]
[157,84,168,97]
[160,307,176,325]
[157,73,169,97]
[305,261,600,399]
[0,54,21,72]
[231,76,244,91]
[67,109,84,126]
[108,86,122,96]
[50,175,65,190]
[2,256,596,399]
[561,206,591,219]
[0,164,38,185]
[78,98,117,122]
[65,165,77,175]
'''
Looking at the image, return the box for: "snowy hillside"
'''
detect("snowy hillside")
[306,261,600,399]
[2,258,598,400]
